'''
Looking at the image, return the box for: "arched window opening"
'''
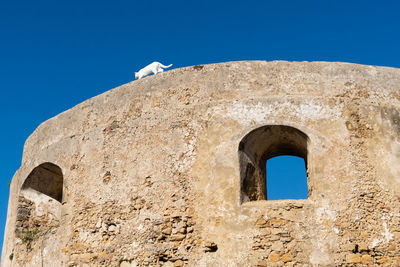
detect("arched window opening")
[15,162,64,248]
[266,155,308,200]
[239,125,309,203]
[21,162,63,203]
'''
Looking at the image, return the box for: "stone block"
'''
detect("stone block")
[256,260,268,267]
[281,253,293,263]
[347,254,361,263]
[268,251,280,263]
[361,255,373,265]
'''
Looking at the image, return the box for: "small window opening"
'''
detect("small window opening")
[266,155,308,200]
[15,162,64,246]
[239,125,309,203]
[21,162,63,202]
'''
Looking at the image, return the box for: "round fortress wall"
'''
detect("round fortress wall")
[2,61,400,266]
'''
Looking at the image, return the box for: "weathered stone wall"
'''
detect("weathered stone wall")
[2,61,400,266]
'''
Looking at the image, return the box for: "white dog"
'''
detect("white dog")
[135,62,173,79]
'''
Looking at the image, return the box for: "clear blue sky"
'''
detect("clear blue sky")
[267,156,308,200]
[1,0,400,255]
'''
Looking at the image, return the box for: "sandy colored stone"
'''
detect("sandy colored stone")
[270,241,283,251]
[359,242,368,252]
[256,260,268,267]
[260,228,271,235]
[360,231,368,237]
[361,255,373,265]
[170,234,186,241]
[377,257,391,264]
[162,227,173,235]
[71,243,87,251]
[281,253,293,263]
[268,251,280,263]
[268,219,285,228]
[174,260,184,266]
[347,254,361,263]
[255,218,267,227]
[344,244,355,251]
[394,232,400,239]
[388,243,396,251]
[79,253,92,263]
[3,61,400,266]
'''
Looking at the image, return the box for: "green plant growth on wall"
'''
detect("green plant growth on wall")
[21,229,40,244]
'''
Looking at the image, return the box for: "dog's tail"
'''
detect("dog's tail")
[160,63,173,69]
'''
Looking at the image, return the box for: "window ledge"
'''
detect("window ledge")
[240,198,312,209]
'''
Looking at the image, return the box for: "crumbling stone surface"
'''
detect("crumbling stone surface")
[13,196,60,265]
[2,61,400,266]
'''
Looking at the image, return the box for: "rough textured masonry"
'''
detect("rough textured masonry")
[2,61,400,266]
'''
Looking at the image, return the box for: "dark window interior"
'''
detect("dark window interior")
[22,162,63,203]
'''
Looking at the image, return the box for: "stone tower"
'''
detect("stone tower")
[2,61,400,266]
